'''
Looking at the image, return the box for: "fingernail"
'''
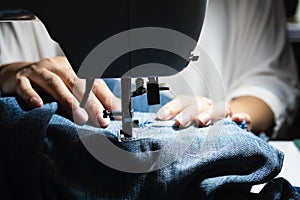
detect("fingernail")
[157,109,170,120]
[97,113,110,127]
[73,108,88,124]
[198,113,211,126]
[231,114,243,122]
[30,97,43,107]
[181,115,192,127]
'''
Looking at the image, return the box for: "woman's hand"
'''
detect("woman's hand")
[156,95,252,130]
[0,56,121,127]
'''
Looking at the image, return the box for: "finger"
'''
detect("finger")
[175,97,213,127]
[231,113,251,123]
[70,78,111,127]
[28,70,88,125]
[42,57,85,104]
[72,103,90,125]
[195,102,231,127]
[211,101,232,119]
[195,112,213,127]
[231,113,252,131]
[41,57,78,79]
[15,77,43,108]
[157,95,193,120]
[63,74,119,124]
[84,91,110,127]
[48,58,101,125]
[174,105,197,128]
[200,101,232,127]
[93,79,121,112]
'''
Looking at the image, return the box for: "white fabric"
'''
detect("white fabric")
[205,0,299,138]
[0,18,64,65]
[0,0,299,138]
[163,0,300,138]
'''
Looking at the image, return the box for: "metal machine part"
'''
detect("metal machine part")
[102,76,171,141]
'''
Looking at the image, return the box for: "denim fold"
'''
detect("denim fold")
[0,96,299,200]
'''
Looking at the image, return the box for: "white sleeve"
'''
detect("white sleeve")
[223,0,300,138]
[0,18,64,66]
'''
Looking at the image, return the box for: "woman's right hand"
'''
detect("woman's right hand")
[0,56,121,127]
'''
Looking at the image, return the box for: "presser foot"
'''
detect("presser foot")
[118,128,139,142]
[117,120,140,142]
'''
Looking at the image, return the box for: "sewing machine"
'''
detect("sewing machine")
[1,0,207,141]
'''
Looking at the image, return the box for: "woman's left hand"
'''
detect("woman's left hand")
[156,95,252,130]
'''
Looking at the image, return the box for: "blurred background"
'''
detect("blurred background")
[284,0,300,139]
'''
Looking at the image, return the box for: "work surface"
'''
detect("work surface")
[251,141,300,193]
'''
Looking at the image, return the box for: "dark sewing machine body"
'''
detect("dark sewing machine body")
[1,0,207,140]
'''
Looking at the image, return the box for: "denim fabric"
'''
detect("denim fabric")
[1,96,300,200]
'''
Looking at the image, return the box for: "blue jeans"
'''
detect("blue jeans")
[0,80,299,199]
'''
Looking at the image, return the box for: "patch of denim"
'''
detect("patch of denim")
[1,96,299,200]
